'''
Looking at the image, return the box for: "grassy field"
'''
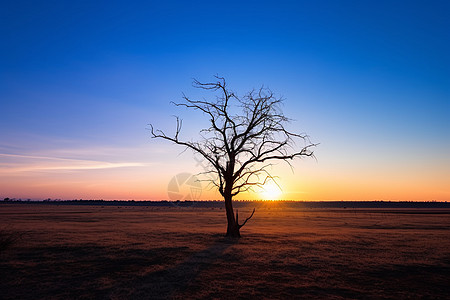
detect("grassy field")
[1,203,449,299]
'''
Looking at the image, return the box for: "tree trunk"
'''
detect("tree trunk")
[224,194,240,238]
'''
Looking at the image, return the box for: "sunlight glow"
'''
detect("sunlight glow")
[260,182,283,200]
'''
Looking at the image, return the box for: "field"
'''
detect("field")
[1,203,449,299]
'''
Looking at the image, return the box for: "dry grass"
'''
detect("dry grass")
[0,204,449,299]
[0,229,24,254]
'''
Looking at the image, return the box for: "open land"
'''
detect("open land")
[1,202,449,299]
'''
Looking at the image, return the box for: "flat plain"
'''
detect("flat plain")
[1,203,449,299]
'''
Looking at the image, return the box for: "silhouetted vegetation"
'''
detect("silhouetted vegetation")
[1,199,449,208]
[150,76,317,237]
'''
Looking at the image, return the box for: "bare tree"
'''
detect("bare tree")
[150,76,316,237]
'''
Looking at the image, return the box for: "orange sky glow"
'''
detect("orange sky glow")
[1,143,448,201]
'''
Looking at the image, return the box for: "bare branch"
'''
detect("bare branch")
[238,208,255,229]
[149,76,317,237]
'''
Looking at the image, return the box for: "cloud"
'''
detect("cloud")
[0,153,147,174]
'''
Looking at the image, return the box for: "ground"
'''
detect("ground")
[1,203,449,299]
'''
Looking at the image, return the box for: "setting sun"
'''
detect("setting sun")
[260,182,283,200]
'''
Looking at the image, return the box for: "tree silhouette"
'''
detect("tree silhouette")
[150,76,316,237]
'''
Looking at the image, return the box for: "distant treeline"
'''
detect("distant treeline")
[1,198,449,209]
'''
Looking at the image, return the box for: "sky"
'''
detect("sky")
[1,0,449,201]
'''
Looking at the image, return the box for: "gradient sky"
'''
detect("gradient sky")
[1,0,449,201]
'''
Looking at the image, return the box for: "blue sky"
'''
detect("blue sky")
[1,1,449,200]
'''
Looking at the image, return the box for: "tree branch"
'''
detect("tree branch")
[238,208,255,229]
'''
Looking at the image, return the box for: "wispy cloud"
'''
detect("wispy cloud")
[0,153,147,174]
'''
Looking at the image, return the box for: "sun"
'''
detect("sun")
[260,182,283,200]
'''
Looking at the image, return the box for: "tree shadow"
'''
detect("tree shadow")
[128,236,237,299]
